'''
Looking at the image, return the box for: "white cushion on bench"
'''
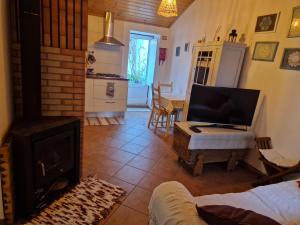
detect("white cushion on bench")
[176,122,254,150]
[259,149,299,168]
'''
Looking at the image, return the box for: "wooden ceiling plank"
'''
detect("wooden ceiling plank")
[88,0,195,28]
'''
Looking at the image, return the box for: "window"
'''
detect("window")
[127,33,154,85]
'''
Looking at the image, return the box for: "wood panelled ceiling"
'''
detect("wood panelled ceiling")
[88,0,195,28]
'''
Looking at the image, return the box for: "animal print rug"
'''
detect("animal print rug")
[25,177,126,225]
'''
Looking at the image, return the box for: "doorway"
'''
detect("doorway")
[127,31,158,107]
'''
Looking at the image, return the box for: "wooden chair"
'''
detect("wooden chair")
[158,81,173,93]
[253,137,300,186]
[158,81,180,130]
[148,85,168,132]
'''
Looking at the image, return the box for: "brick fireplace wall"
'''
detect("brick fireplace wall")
[9,0,87,168]
[10,0,88,119]
[11,45,86,135]
[41,47,85,118]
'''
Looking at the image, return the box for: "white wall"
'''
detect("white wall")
[240,0,300,171]
[166,0,300,171]
[87,15,170,84]
[0,0,12,220]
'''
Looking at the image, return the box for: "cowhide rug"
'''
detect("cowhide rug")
[25,177,126,225]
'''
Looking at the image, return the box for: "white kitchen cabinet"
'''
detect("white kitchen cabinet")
[85,78,128,113]
[85,78,94,112]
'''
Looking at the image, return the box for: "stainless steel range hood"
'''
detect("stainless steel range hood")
[95,12,124,46]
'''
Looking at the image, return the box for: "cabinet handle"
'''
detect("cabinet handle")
[38,161,46,177]
[105,101,116,104]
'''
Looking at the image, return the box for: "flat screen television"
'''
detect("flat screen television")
[187,85,260,126]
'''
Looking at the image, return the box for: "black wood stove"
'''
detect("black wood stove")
[12,117,81,217]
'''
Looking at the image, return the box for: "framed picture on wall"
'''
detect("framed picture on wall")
[288,6,300,38]
[184,43,190,52]
[252,42,279,62]
[280,48,300,71]
[176,46,180,56]
[255,13,280,33]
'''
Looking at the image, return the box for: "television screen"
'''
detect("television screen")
[187,85,260,126]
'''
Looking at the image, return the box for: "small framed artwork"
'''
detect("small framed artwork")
[184,43,190,52]
[252,42,279,62]
[280,48,300,71]
[255,13,280,33]
[288,6,300,38]
[176,46,180,56]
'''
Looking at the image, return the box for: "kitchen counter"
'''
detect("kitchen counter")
[86,74,129,81]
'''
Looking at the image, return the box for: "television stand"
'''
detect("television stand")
[190,124,247,131]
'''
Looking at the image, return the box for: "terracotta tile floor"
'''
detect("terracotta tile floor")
[83,111,258,225]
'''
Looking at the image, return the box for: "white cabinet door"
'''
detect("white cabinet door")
[85,79,94,112]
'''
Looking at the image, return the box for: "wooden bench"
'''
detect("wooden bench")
[173,122,253,176]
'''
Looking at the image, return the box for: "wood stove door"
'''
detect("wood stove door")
[33,130,75,188]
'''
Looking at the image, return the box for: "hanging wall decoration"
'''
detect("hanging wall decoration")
[159,48,167,65]
[86,51,96,75]
[252,42,279,62]
[288,6,300,38]
[280,48,300,71]
[184,43,190,52]
[255,13,280,33]
[176,46,180,56]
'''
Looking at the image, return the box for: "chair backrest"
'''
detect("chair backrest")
[158,81,173,93]
[255,137,272,149]
[152,85,162,109]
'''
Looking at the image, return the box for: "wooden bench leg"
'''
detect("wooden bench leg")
[177,156,183,164]
[227,152,238,171]
[193,154,204,176]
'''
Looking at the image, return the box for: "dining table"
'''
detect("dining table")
[160,93,186,134]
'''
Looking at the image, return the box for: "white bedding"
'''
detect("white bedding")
[149,180,300,225]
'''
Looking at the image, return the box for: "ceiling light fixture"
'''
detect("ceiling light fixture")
[157,0,178,18]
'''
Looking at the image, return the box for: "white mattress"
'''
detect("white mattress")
[176,122,254,150]
[149,180,300,225]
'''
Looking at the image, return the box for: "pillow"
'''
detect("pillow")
[196,205,281,225]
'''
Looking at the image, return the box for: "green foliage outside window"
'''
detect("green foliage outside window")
[127,37,149,84]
